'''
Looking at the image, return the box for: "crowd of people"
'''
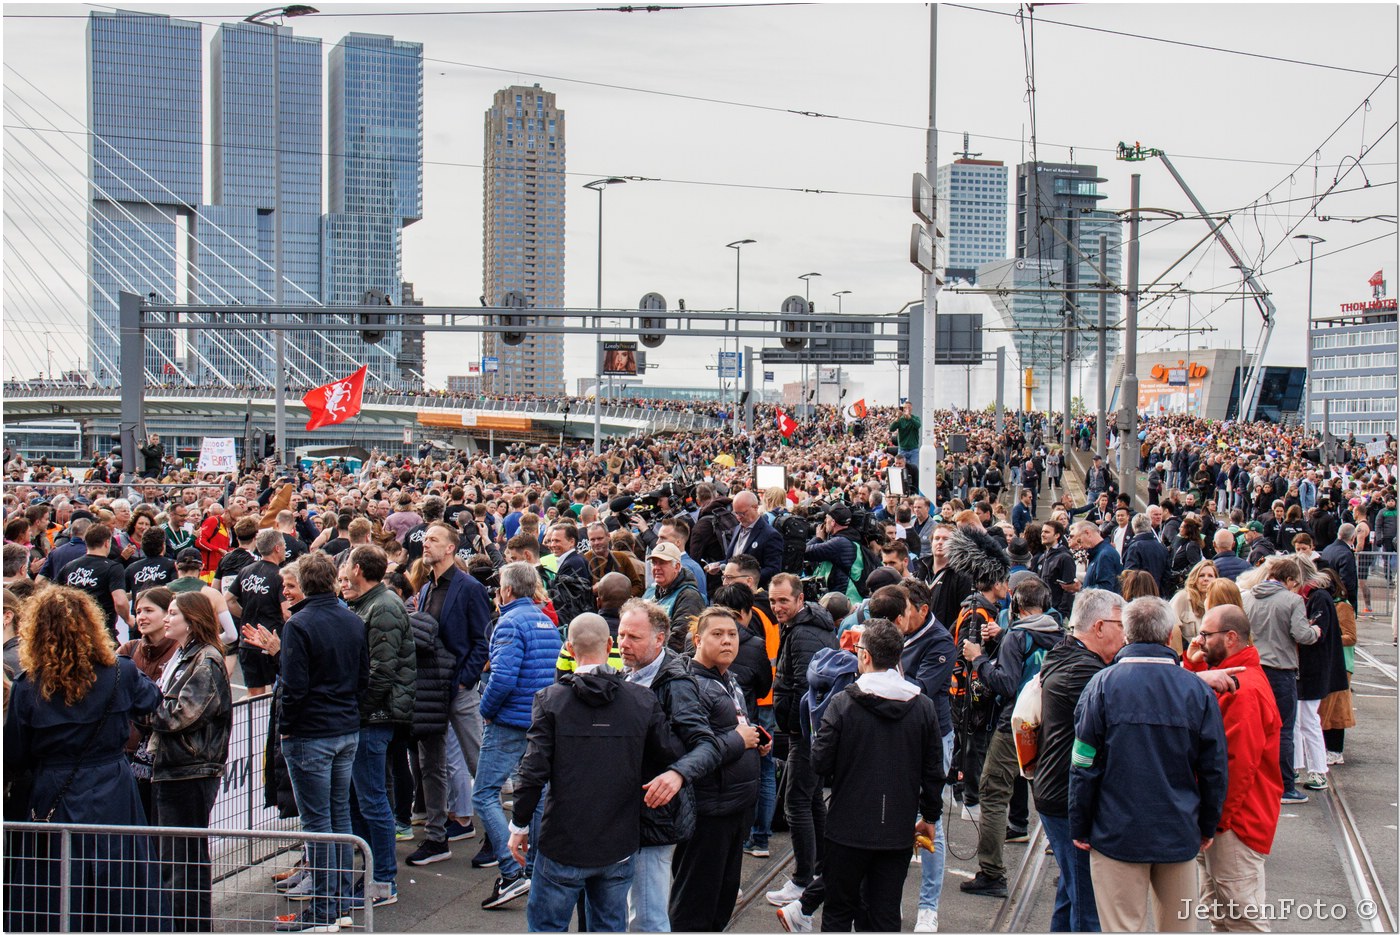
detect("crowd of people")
[0,399,1396,933]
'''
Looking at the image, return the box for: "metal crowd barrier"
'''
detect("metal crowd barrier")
[2,822,374,933]
[1354,551,1397,618]
[211,694,300,870]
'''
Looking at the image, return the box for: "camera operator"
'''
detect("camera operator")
[803,504,863,600]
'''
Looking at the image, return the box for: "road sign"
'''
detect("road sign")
[482,356,499,373]
[764,370,775,383]
[719,351,743,379]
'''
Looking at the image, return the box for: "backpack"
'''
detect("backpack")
[773,512,812,575]
[702,507,739,563]
[549,570,597,630]
[950,598,998,734]
[850,542,883,600]
[800,646,859,740]
[1168,539,1195,591]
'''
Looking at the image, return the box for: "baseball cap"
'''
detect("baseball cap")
[175,547,203,570]
[1245,521,1265,533]
[827,504,853,527]
[647,542,684,564]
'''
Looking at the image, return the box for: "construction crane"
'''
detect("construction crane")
[1116,141,1277,422]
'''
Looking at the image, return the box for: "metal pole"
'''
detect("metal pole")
[734,249,741,435]
[1120,173,1141,505]
[1096,233,1108,459]
[119,291,144,479]
[744,345,754,437]
[1304,239,1317,434]
[908,301,923,413]
[995,345,1005,433]
[1240,279,1246,420]
[917,4,940,494]
[269,21,288,466]
[593,184,603,455]
[1062,302,1072,450]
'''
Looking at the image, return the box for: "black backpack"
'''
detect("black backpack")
[773,512,812,575]
[549,570,597,629]
[697,506,739,564]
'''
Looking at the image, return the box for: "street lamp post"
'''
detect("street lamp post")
[799,272,821,417]
[1294,234,1326,438]
[832,290,850,314]
[586,178,627,455]
[244,4,317,467]
[726,240,755,435]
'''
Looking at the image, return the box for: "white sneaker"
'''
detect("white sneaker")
[766,879,806,907]
[1326,751,1345,766]
[915,908,939,932]
[777,900,814,933]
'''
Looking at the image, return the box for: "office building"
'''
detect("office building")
[193,20,323,385]
[480,84,566,396]
[1014,161,1122,363]
[1310,306,1398,440]
[86,11,202,383]
[937,154,1008,283]
[323,32,424,387]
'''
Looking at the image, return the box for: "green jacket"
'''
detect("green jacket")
[347,582,416,726]
[891,414,922,451]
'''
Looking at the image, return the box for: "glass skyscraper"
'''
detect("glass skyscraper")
[323,32,424,387]
[936,158,1009,284]
[481,84,566,396]
[86,11,202,383]
[194,21,325,385]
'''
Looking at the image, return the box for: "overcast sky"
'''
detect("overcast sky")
[3,1,1396,405]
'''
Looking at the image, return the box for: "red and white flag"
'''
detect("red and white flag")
[776,407,798,439]
[302,365,367,431]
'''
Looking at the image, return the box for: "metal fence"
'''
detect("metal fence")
[2,822,374,933]
[1355,551,1398,618]
[210,693,299,869]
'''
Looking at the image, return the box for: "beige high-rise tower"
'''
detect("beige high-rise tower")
[481,84,566,395]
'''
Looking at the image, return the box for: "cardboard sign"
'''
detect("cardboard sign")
[196,437,237,473]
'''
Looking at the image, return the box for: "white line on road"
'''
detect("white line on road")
[1354,646,1398,682]
[1352,680,1398,690]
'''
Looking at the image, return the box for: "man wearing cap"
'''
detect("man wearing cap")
[803,504,863,601]
[1084,455,1114,504]
[1243,521,1276,567]
[643,542,706,653]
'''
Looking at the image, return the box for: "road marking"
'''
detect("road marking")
[1352,680,1397,690]
[1354,647,1398,682]
[945,868,976,879]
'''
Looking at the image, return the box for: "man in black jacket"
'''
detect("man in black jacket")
[1122,513,1171,595]
[508,615,681,933]
[1034,521,1077,621]
[764,573,838,909]
[618,599,722,933]
[1320,524,1360,611]
[1031,588,1125,933]
[809,619,943,932]
[670,608,766,931]
[803,505,862,599]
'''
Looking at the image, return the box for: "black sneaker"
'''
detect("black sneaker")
[1005,827,1030,843]
[482,872,531,910]
[404,838,451,866]
[959,871,1008,898]
[471,839,500,869]
[445,818,476,841]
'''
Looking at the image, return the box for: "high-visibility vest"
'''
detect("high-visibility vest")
[753,606,780,707]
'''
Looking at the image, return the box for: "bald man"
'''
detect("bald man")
[720,490,784,589]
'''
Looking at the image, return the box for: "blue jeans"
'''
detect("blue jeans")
[1264,667,1299,795]
[472,722,532,873]
[627,844,674,933]
[282,732,359,922]
[749,707,777,847]
[350,724,396,885]
[1040,813,1099,932]
[528,852,634,933]
[901,447,919,467]
[918,732,955,912]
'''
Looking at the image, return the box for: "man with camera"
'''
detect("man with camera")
[802,504,863,600]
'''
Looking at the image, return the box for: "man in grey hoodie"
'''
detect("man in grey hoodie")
[958,573,1063,896]
[1241,556,1322,804]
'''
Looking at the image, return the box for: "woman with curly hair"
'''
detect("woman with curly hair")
[3,586,166,931]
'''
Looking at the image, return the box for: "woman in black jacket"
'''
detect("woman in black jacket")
[1294,557,1347,794]
[669,608,764,932]
[153,591,232,932]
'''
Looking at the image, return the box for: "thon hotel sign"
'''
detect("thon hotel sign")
[1341,269,1398,313]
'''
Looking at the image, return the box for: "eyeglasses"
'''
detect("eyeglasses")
[855,644,869,654]
[1198,629,1228,638]
[1097,617,1123,626]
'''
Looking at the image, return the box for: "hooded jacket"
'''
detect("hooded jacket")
[1184,645,1283,854]
[811,670,944,850]
[512,667,681,868]
[972,611,1062,733]
[774,601,838,735]
[346,582,416,726]
[688,661,761,817]
[901,616,956,737]
[1241,580,1318,671]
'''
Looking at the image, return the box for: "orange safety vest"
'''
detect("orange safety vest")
[753,605,780,707]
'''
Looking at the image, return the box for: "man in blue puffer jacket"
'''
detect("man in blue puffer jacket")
[475,561,563,912]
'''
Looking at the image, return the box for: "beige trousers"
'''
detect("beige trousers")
[1090,849,1199,932]
[1198,830,1270,932]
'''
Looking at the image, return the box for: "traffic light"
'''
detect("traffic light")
[780,295,810,351]
[499,291,528,346]
[638,292,667,348]
[360,289,391,345]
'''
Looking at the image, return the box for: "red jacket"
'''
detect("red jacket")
[1185,645,1282,853]
[196,515,229,575]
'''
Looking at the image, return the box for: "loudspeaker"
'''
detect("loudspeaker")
[949,433,968,454]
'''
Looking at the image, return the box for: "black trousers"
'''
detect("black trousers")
[819,838,912,932]
[669,807,753,932]
[152,776,220,933]
[783,729,826,886]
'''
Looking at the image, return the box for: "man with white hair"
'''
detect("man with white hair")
[1070,596,1229,932]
